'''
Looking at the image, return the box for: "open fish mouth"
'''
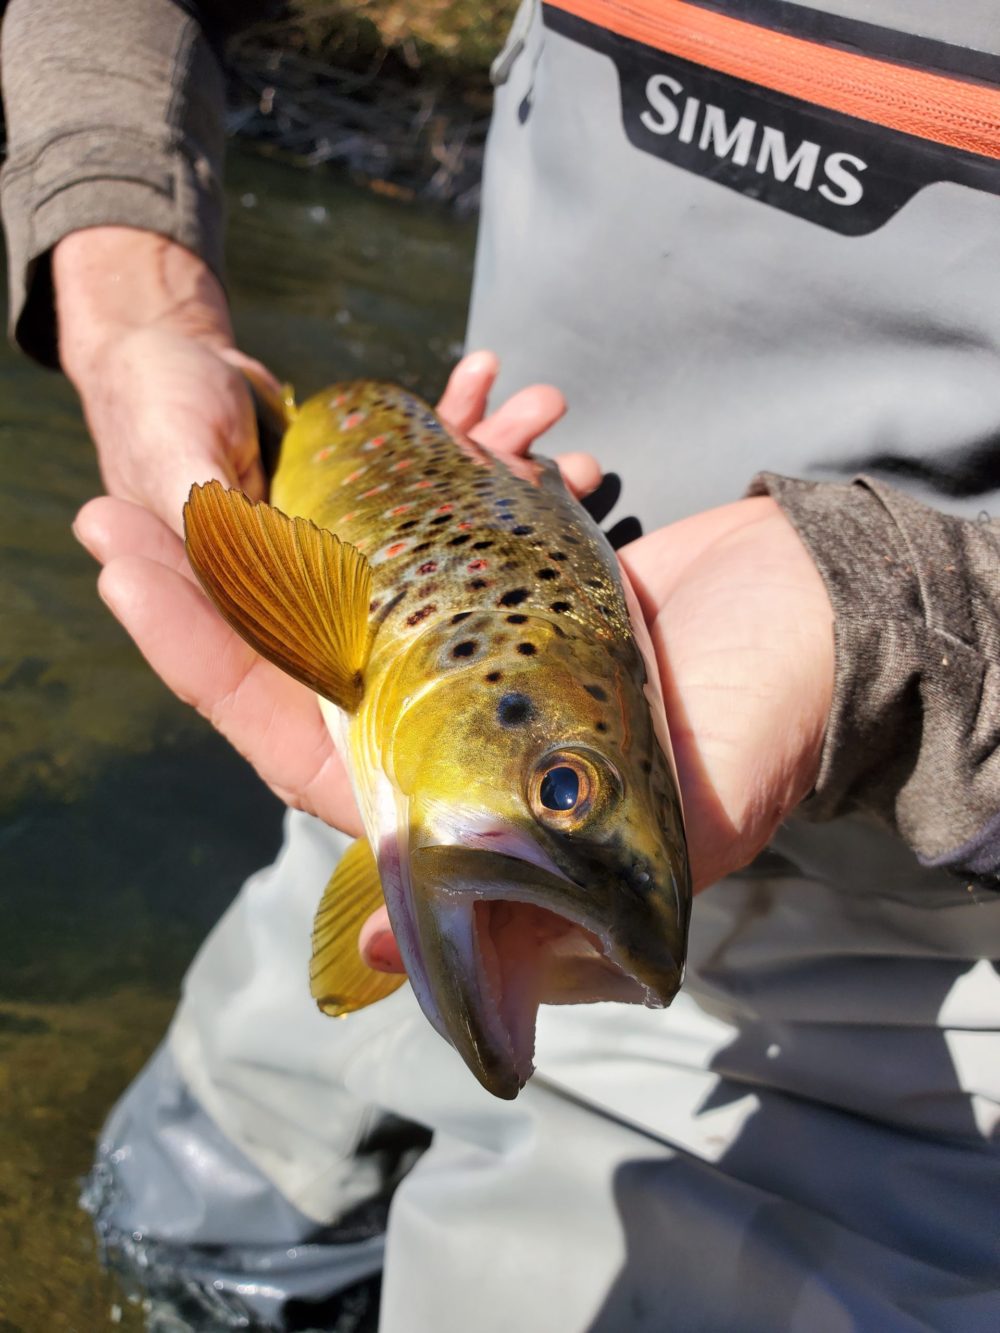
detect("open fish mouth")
[400,845,682,1099]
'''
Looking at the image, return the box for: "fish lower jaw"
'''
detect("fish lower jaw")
[427,894,657,1101]
[401,845,683,1100]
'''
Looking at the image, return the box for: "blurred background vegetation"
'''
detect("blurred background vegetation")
[227,1,519,208]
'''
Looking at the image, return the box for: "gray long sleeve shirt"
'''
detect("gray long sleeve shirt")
[2,0,999,889]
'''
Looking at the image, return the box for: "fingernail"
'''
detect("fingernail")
[461,349,496,375]
[367,938,400,972]
[72,519,98,560]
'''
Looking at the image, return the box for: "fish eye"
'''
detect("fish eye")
[539,766,580,811]
[528,749,619,830]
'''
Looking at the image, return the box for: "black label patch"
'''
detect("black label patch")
[543,4,1000,236]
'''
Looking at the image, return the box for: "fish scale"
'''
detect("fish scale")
[270,381,631,659]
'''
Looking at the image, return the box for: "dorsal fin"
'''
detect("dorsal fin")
[184,481,373,711]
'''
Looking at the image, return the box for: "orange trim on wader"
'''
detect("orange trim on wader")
[546,0,1000,159]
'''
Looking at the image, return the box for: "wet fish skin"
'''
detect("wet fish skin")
[188,380,691,1098]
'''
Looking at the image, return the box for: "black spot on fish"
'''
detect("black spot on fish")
[369,599,381,614]
[586,578,602,589]
[430,514,451,526]
[512,525,534,536]
[549,551,566,561]
[506,614,527,625]
[517,642,536,656]
[448,534,471,546]
[407,604,436,627]
[585,685,608,702]
[641,759,653,775]
[485,670,502,683]
[451,611,473,625]
[452,641,477,659]
[499,588,529,607]
[469,578,489,590]
[536,568,557,580]
[413,542,432,553]
[497,692,533,726]
[599,605,613,617]
[551,601,571,614]
[595,721,608,734]
[471,540,494,550]
[398,520,419,531]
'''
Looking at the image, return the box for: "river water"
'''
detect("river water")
[0,150,476,1332]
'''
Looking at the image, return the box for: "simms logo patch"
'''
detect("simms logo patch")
[543,0,1000,237]
[639,72,865,208]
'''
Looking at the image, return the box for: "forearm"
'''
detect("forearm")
[753,472,1000,887]
[0,0,231,366]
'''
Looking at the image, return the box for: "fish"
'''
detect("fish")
[183,381,691,1099]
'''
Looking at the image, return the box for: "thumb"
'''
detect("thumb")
[359,907,406,974]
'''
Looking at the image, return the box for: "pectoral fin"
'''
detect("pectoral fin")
[310,837,406,1016]
[184,480,373,710]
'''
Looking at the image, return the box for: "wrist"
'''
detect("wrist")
[54,227,234,387]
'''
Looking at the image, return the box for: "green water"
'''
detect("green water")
[0,150,476,1332]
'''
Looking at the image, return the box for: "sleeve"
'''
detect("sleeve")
[749,472,1000,889]
[0,0,250,367]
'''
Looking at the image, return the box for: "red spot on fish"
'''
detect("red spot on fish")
[458,520,474,530]
[418,561,438,574]
[313,447,333,462]
[363,434,386,450]
[385,542,408,558]
[436,504,453,514]
[361,484,389,498]
[467,559,488,572]
[341,412,365,430]
[390,504,412,515]
[341,511,358,522]
[411,480,434,490]
[343,468,365,485]
[392,459,412,472]
[406,604,437,627]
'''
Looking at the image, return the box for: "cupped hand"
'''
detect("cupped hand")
[361,491,835,971]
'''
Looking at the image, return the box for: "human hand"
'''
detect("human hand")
[72,340,575,833]
[360,490,834,969]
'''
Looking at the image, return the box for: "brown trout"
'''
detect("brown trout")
[184,381,690,1098]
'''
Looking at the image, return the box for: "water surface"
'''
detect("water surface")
[0,149,475,1331]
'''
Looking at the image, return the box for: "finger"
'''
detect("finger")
[552,450,602,500]
[74,496,194,578]
[471,384,566,456]
[436,350,500,433]
[359,906,405,973]
[97,554,362,835]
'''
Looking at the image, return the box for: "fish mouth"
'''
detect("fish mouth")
[398,844,682,1100]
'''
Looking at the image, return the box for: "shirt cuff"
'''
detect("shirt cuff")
[0,0,227,367]
[749,472,1000,887]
